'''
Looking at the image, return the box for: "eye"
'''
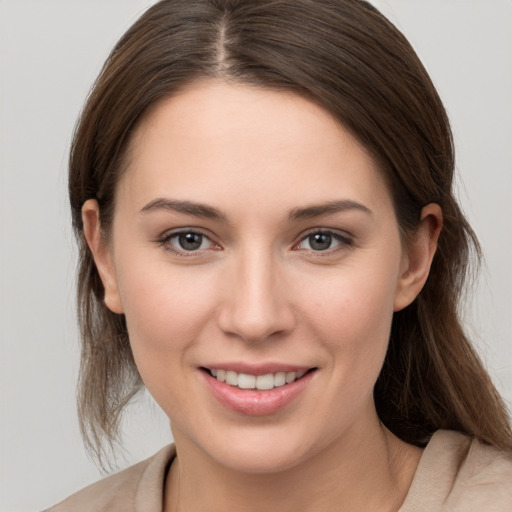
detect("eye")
[296,231,352,252]
[162,230,216,253]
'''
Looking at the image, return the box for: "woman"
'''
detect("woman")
[47,0,512,510]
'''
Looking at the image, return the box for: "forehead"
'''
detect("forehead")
[117,80,392,217]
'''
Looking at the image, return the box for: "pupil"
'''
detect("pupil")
[310,233,331,251]
[179,233,202,251]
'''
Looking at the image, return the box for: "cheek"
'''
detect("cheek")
[305,263,398,339]
[115,260,220,372]
[300,255,400,382]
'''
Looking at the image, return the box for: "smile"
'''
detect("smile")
[202,366,317,415]
[208,368,308,390]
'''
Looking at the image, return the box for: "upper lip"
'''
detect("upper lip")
[200,362,315,376]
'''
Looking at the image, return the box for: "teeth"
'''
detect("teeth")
[225,371,238,386]
[209,368,308,390]
[256,374,274,390]
[238,373,256,389]
[285,371,296,384]
[274,372,286,387]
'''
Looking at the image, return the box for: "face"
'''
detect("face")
[85,81,434,474]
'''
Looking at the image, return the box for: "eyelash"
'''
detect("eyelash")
[293,229,354,254]
[156,228,354,256]
[157,228,219,256]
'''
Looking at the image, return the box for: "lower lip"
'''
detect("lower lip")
[202,370,315,416]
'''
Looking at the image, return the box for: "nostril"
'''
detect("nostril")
[216,285,296,342]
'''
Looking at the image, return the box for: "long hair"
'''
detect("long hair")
[68,0,511,464]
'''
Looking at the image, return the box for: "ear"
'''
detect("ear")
[394,203,443,312]
[82,199,124,314]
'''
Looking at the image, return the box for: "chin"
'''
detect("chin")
[189,422,333,475]
[216,441,309,475]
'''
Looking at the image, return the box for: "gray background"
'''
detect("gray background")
[1,1,511,510]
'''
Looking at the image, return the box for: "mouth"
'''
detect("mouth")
[200,366,318,415]
[201,367,316,391]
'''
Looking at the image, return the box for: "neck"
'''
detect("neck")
[165,414,421,512]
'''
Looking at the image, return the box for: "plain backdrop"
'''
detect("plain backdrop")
[0,1,511,510]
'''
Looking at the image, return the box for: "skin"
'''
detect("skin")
[83,81,442,511]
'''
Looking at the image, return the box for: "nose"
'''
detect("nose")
[217,249,296,343]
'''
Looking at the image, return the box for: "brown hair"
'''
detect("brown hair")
[69,0,511,464]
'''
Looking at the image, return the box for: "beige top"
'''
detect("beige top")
[45,430,512,512]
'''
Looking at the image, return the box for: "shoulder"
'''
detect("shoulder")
[44,445,175,512]
[447,431,512,511]
[401,430,512,512]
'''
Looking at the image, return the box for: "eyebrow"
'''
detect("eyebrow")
[140,198,227,221]
[140,198,372,222]
[288,200,373,220]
